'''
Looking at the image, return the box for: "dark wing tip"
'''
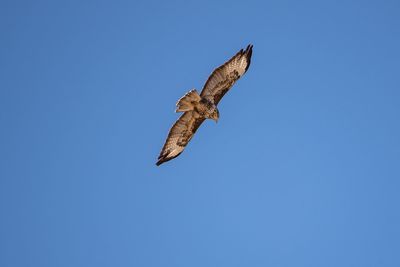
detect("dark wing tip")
[155,152,182,166]
[244,44,253,72]
[156,154,167,166]
[156,152,167,166]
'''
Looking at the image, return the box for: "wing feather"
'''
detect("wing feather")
[200,44,253,104]
[156,111,205,166]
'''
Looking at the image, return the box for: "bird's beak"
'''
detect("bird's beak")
[214,118,218,123]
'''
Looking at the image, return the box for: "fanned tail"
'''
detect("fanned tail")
[175,89,201,112]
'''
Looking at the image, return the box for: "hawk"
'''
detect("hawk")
[156,44,253,166]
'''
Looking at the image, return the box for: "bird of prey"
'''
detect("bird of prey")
[156,44,253,166]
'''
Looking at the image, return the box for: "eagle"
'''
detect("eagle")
[156,44,253,166]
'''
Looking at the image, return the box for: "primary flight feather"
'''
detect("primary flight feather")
[156,44,253,166]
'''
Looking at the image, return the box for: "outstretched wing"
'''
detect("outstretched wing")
[200,44,253,105]
[156,111,205,166]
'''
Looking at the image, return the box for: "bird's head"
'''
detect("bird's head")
[211,108,219,123]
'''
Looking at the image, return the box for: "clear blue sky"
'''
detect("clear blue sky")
[1,0,400,266]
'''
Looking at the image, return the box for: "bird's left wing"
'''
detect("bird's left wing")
[200,44,253,105]
[156,111,205,166]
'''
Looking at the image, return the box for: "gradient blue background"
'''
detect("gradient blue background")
[1,0,400,266]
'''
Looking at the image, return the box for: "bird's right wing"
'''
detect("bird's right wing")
[200,44,253,105]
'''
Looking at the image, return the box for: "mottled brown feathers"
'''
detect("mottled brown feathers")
[201,44,253,104]
[156,112,205,166]
[156,44,253,166]
[175,89,201,112]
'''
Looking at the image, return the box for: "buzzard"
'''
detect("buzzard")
[156,44,253,166]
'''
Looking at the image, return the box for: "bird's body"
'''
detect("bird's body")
[177,91,219,121]
[196,97,218,118]
[156,45,253,166]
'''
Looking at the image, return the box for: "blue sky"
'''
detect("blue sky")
[1,0,400,266]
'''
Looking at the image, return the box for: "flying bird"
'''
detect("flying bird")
[156,44,253,166]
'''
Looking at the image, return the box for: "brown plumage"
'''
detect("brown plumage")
[156,44,253,166]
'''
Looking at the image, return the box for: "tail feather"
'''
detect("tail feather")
[176,89,201,112]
